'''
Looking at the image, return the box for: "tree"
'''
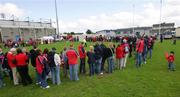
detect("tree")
[86,29,93,34]
[70,32,75,35]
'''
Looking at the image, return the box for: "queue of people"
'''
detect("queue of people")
[0,35,161,89]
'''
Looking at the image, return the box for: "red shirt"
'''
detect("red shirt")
[7,52,16,68]
[15,53,28,66]
[66,49,78,65]
[36,55,44,74]
[78,44,86,58]
[122,43,129,54]
[116,45,124,59]
[136,39,144,53]
[168,54,174,63]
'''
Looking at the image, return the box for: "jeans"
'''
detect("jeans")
[50,66,61,85]
[89,63,95,76]
[101,57,106,72]
[39,70,48,88]
[35,69,41,83]
[168,62,175,71]
[148,48,152,59]
[143,47,147,63]
[79,58,86,74]
[69,64,79,81]
[136,53,142,68]
[95,58,102,74]
[107,56,114,73]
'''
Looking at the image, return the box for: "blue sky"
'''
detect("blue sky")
[0,0,180,32]
[0,0,158,20]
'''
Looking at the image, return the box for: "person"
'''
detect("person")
[2,52,13,80]
[106,44,115,73]
[160,34,164,43]
[48,47,61,85]
[136,37,144,68]
[128,36,133,58]
[29,45,39,84]
[94,43,103,74]
[0,48,5,88]
[42,48,51,79]
[7,48,19,85]
[87,46,96,76]
[66,44,79,81]
[78,42,86,74]
[116,44,125,70]
[36,49,50,89]
[99,42,106,74]
[15,48,32,86]
[142,36,148,64]
[147,37,154,59]
[166,51,175,71]
[122,39,129,68]
[61,47,68,78]
[172,35,176,45]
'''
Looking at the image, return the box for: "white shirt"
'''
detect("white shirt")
[54,53,61,66]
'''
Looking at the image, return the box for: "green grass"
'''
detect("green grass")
[0,40,180,97]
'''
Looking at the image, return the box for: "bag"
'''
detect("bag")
[38,56,50,75]
[125,46,129,53]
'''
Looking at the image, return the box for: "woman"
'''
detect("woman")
[36,49,50,89]
[15,48,32,86]
[7,48,19,85]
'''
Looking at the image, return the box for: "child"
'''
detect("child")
[87,46,95,76]
[166,51,175,71]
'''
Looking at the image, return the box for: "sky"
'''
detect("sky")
[0,0,180,33]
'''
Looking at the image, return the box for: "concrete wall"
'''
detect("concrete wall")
[0,27,56,41]
[0,20,56,42]
[175,28,180,37]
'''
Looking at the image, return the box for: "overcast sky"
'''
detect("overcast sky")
[0,0,180,33]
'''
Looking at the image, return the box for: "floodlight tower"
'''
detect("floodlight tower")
[55,0,60,35]
[159,0,163,35]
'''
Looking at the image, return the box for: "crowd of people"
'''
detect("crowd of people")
[1,35,175,89]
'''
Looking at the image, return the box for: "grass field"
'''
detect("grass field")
[0,40,180,97]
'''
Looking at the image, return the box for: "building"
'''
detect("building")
[152,23,175,35]
[96,27,152,37]
[0,19,56,42]
[175,27,180,38]
[96,30,116,36]
[115,27,152,36]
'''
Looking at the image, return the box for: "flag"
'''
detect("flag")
[165,52,169,60]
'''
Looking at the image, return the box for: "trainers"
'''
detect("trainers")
[45,85,50,89]
[41,85,50,89]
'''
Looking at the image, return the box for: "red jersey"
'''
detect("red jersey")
[15,53,28,66]
[66,49,78,65]
[7,52,16,68]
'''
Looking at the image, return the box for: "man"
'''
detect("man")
[136,37,144,68]
[29,45,39,84]
[7,48,19,85]
[66,44,79,81]
[48,47,61,85]
[94,42,103,74]
[78,42,86,74]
